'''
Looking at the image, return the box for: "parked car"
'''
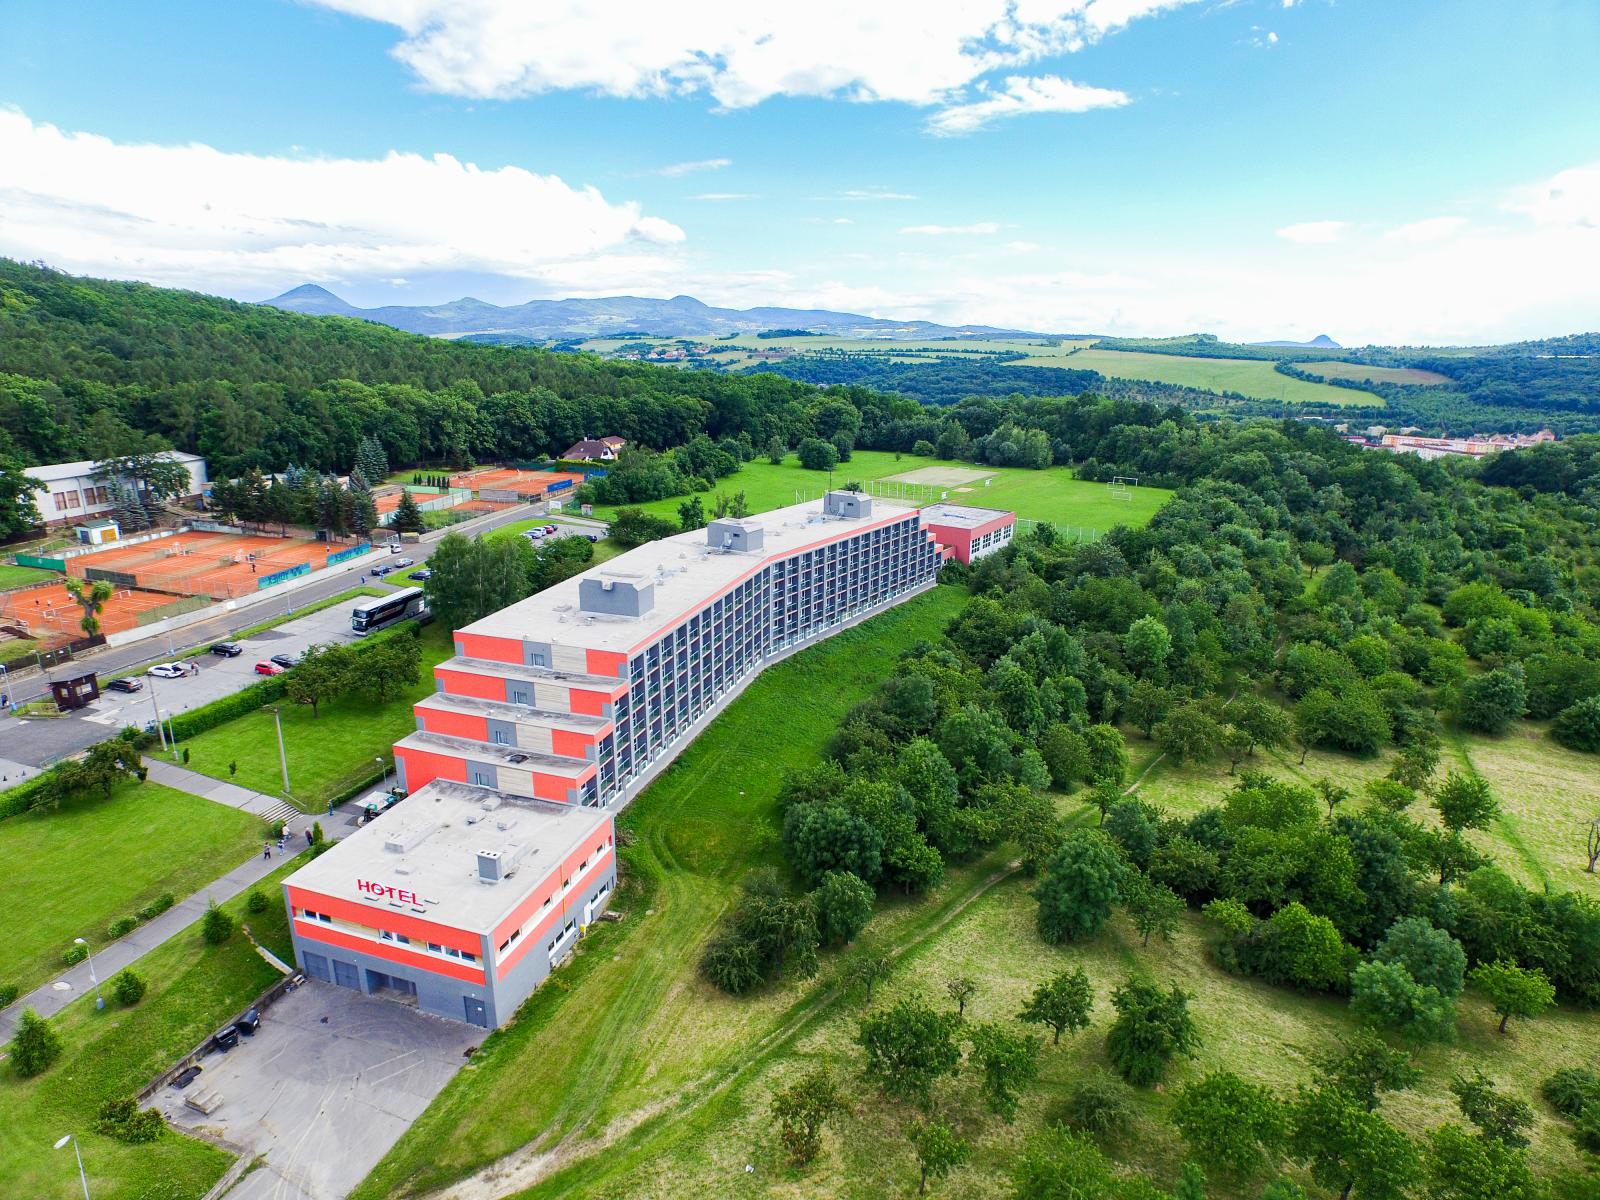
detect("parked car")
[394,557,415,569]
[106,677,144,694]
[254,660,285,676]
[543,524,558,534]
[409,568,432,581]
[586,533,600,543]
[388,542,404,554]
[269,653,297,669]
[210,642,242,657]
[370,563,393,577]
[147,662,185,679]
[524,529,545,541]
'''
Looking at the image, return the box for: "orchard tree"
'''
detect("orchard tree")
[910,1120,968,1195]
[1424,1123,1542,1200]
[812,870,875,947]
[1171,1071,1287,1178]
[1289,1084,1421,1200]
[967,1022,1042,1121]
[1123,872,1184,948]
[1310,1029,1421,1112]
[770,1067,842,1167]
[1018,968,1094,1045]
[1433,771,1499,835]
[1034,831,1124,944]
[1350,960,1456,1042]
[857,997,963,1109]
[1105,980,1200,1086]
[1469,960,1555,1034]
[944,976,976,1018]
[848,952,893,1002]
[1449,1070,1534,1148]
[1453,665,1527,735]
[284,642,354,718]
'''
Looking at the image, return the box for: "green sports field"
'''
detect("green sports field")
[587,451,1171,536]
[1064,348,1377,405]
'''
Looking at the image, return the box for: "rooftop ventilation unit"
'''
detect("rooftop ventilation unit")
[706,518,764,553]
[383,821,438,854]
[823,491,872,520]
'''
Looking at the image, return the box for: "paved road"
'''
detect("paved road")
[0,502,540,773]
[0,768,367,1040]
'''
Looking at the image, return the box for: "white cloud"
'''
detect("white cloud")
[691,192,757,201]
[901,222,1002,236]
[1385,216,1468,243]
[0,110,683,294]
[1004,240,1043,252]
[658,157,731,177]
[1276,220,1348,244]
[310,1,1192,125]
[926,74,1129,135]
[838,188,917,201]
[1504,161,1600,228]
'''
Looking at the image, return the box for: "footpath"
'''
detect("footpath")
[0,761,362,1039]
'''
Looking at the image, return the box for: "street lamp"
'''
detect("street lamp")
[53,1134,91,1200]
[269,707,291,795]
[72,938,103,1011]
[147,676,168,752]
[375,756,386,794]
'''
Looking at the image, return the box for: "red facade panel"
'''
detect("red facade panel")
[585,648,628,678]
[418,707,489,742]
[286,885,483,955]
[396,746,468,791]
[454,632,521,663]
[435,667,505,701]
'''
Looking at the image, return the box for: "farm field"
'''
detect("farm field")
[586,451,1172,535]
[577,334,1099,371]
[350,585,969,1200]
[351,662,1600,1200]
[179,625,453,810]
[0,778,264,996]
[1065,349,1378,405]
[1298,360,1453,386]
[0,857,302,1200]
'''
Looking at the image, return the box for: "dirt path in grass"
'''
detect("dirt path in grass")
[425,859,1024,1200]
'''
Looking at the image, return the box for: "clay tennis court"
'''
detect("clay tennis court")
[448,467,585,499]
[63,530,337,600]
[0,581,183,645]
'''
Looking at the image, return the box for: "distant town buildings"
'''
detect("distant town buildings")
[25,452,207,527]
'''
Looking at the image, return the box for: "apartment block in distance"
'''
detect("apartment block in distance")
[395,491,950,811]
[920,503,1016,564]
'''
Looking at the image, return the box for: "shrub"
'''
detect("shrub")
[94,1096,166,1143]
[112,969,147,1006]
[811,871,874,947]
[0,983,17,1008]
[1054,1071,1135,1138]
[1106,981,1200,1086]
[1551,696,1600,753]
[137,892,176,921]
[106,915,138,940]
[62,942,88,967]
[201,899,236,946]
[1542,1068,1600,1120]
[1034,830,1125,945]
[9,1007,62,1077]
[246,891,271,915]
[1575,1103,1600,1154]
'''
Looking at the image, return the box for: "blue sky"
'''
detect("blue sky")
[1,0,1597,343]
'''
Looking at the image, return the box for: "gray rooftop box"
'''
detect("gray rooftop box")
[824,490,873,519]
[706,518,764,553]
[578,573,655,618]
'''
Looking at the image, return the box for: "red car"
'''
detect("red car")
[254,660,285,676]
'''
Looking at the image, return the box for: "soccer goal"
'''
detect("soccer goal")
[1108,476,1139,501]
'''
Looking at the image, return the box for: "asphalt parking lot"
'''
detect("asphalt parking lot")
[156,980,479,1200]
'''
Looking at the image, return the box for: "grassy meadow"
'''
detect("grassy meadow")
[586,450,1172,536]
[179,624,453,810]
[1298,360,1453,387]
[0,858,303,1200]
[1064,349,1377,406]
[0,779,264,996]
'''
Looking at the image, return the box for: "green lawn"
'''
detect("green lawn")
[0,779,264,995]
[0,564,59,590]
[1066,348,1378,406]
[0,857,303,1200]
[587,451,1172,537]
[179,625,454,810]
[351,584,969,1200]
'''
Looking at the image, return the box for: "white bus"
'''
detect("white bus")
[352,587,429,636]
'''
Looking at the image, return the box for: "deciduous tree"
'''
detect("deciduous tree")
[1019,968,1094,1046]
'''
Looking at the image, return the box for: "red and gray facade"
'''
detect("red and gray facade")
[919,503,1016,564]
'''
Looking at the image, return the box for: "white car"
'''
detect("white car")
[147,662,186,679]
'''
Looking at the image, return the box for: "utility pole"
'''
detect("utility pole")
[271,707,291,794]
[148,676,167,751]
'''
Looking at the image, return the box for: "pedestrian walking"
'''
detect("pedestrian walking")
[262,841,271,860]
[277,835,286,853]
[304,827,314,846]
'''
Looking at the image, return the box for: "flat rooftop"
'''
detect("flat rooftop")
[460,495,921,653]
[284,781,610,932]
[920,503,1013,529]
[443,655,621,690]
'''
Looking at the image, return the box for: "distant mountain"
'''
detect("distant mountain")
[259,285,1037,341]
[1252,334,1342,349]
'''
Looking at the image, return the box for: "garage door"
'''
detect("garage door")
[332,959,359,990]
[302,951,331,983]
